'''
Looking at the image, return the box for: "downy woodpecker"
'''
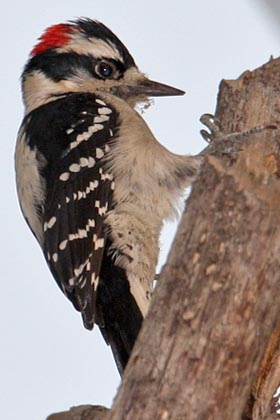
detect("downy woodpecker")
[15,18,203,374]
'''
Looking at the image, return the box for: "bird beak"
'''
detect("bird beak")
[129,78,185,97]
[108,76,185,100]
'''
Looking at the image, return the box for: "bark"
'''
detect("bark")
[46,405,109,420]
[249,323,280,420]
[107,58,280,420]
[47,59,280,420]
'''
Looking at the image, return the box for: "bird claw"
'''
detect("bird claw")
[200,114,222,143]
[199,113,277,159]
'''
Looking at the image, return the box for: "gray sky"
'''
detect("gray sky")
[1,1,279,419]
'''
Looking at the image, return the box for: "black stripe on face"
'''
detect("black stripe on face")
[23,50,128,82]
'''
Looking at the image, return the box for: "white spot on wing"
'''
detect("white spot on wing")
[88,157,95,167]
[92,124,104,131]
[65,218,95,243]
[88,219,95,228]
[91,272,99,289]
[98,107,112,115]
[98,203,108,216]
[79,277,87,288]
[96,98,106,106]
[76,133,86,142]
[69,163,80,173]
[48,216,56,229]
[52,253,58,263]
[80,157,89,167]
[96,148,104,159]
[44,216,57,231]
[90,180,99,190]
[71,258,92,285]
[69,122,105,151]
[59,172,70,181]
[74,265,84,277]
[59,239,68,250]
[78,229,87,238]
[99,168,113,181]
[93,115,109,123]
[93,235,105,250]
[69,141,78,150]
[69,233,78,241]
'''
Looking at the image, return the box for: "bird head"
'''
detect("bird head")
[22,18,185,113]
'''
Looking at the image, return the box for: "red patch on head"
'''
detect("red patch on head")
[31,23,75,56]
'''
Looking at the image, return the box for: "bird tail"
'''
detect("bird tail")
[96,263,144,375]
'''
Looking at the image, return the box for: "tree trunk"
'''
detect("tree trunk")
[107,58,280,420]
[47,58,280,420]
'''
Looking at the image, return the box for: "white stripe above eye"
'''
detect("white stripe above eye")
[58,37,123,63]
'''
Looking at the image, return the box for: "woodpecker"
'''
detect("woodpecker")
[15,18,203,374]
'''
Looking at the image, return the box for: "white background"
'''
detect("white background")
[1,1,279,419]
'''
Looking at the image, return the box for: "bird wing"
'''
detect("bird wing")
[29,93,117,329]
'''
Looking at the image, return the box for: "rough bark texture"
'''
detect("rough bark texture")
[47,59,280,420]
[107,58,280,420]
[249,322,280,420]
[46,405,109,420]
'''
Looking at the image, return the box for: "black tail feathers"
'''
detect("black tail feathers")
[96,261,143,375]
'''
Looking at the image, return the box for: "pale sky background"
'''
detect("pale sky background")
[1,1,279,419]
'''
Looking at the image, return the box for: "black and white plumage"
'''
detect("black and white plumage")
[15,18,202,374]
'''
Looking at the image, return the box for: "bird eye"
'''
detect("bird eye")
[96,61,116,78]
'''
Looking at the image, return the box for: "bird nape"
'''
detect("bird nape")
[15,18,202,375]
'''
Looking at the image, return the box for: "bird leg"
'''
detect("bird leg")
[199,113,277,159]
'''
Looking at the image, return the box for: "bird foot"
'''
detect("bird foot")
[200,113,277,159]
